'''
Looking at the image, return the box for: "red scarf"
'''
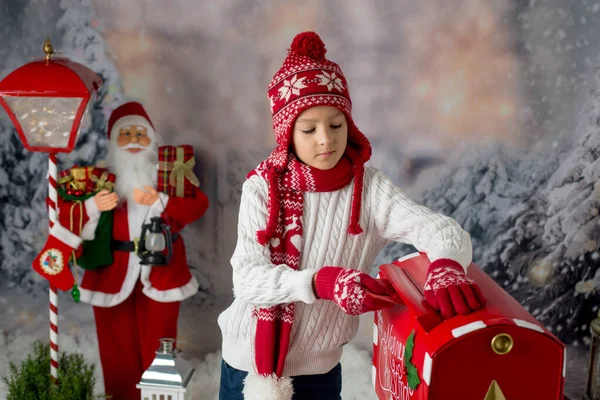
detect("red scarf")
[247,153,356,378]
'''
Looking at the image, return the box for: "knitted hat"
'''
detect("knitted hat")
[259,31,372,243]
[106,102,156,142]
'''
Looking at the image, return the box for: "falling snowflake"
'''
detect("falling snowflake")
[278,75,307,102]
[316,71,345,92]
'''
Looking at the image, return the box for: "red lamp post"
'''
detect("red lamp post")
[0,39,102,383]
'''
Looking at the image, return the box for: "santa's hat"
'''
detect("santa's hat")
[107,102,156,142]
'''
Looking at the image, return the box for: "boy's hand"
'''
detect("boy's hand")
[314,267,402,315]
[423,259,486,318]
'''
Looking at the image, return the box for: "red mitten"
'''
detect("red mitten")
[423,259,486,318]
[315,267,402,316]
[32,223,82,291]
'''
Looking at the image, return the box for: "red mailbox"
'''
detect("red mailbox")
[372,252,567,400]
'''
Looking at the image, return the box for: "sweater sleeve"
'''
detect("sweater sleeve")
[230,177,317,307]
[370,169,473,270]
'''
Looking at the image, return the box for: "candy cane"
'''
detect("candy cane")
[48,153,59,383]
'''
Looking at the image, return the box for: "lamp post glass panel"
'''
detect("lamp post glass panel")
[0,38,101,383]
[4,96,88,149]
[0,39,100,153]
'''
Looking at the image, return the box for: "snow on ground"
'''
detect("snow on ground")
[0,283,378,399]
[0,282,586,399]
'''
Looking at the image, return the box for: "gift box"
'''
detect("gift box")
[58,166,115,197]
[157,145,200,198]
[87,168,116,193]
[58,166,94,197]
[372,253,567,400]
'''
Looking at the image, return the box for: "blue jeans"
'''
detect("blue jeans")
[219,360,342,400]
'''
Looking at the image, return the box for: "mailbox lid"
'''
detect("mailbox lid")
[381,253,563,354]
[430,324,565,400]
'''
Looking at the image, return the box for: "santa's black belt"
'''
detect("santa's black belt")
[111,233,180,253]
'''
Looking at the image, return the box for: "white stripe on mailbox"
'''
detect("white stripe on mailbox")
[513,318,544,333]
[451,321,486,337]
[372,365,377,388]
[373,323,378,345]
[397,252,421,262]
[423,352,432,386]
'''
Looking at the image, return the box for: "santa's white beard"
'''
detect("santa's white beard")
[107,143,158,203]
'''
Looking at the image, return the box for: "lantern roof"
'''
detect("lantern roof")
[138,338,195,390]
[0,57,101,96]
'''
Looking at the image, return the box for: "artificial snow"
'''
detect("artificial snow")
[0,284,379,399]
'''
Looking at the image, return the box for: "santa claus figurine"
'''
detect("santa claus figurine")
[57,102,209,399]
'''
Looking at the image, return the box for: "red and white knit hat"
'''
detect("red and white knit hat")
[106,101,156,143]
[259,31,372,242]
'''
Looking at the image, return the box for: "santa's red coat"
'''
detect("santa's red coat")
[59,187,209,306]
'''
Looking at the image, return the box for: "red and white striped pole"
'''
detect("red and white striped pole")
[47,153,59,383]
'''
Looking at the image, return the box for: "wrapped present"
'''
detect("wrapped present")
[58,166,115,198]
[157,145,200,198]
[87,168,116,193]
[58,166,94,197]
[372,253,567,400]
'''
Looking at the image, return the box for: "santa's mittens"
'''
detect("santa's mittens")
[33,223,82,291]
[423,259,487,319]
[315,267,400,316]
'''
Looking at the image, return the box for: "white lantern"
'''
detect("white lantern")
[137,338,195,400]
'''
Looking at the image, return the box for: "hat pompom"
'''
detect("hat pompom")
[289,31,327,60]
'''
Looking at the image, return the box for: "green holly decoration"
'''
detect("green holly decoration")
[71,284,80,303]
[404,330,421,390]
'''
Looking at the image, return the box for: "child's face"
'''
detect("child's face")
[292,106,348,170]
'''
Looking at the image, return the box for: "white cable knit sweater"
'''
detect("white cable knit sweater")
[218,167,472,377]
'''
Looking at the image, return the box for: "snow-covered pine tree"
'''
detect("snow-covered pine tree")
[526,67,600,345]
[375,68,600,345]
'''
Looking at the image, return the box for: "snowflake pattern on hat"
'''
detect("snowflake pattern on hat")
[277,74,308,102]
[316,71,345,92]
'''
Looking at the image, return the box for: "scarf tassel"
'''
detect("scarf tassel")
[258,169,282,246]
[256,229,271,246]
[348,162,364,235]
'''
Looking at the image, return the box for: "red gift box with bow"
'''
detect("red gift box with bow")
[157,145,200,198]
[86,168,116,193]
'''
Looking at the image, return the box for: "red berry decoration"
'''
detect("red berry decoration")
[289,31,327,60]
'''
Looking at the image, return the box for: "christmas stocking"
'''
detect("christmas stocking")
[32,223,82,291]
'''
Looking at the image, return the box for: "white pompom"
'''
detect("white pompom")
[243,373,294,400]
